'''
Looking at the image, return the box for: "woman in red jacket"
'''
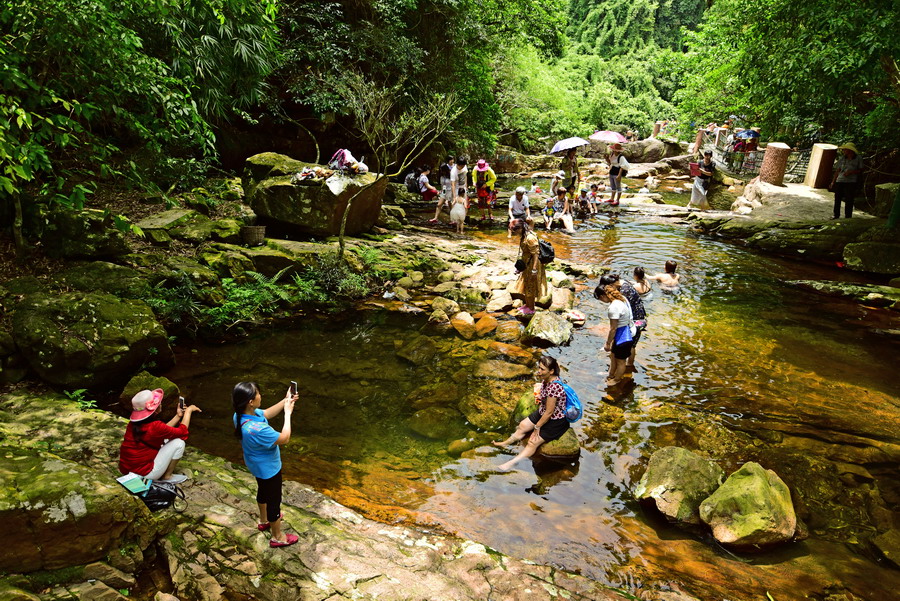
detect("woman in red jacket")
[119,389,201,484]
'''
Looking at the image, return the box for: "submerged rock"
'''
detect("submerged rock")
[872,528,900,569]
[522,311,573,347]
[474,360,531,380]
[11,292,172,389]
[494,319,524,342]
[450,311,476,339]
[396,335,438,365]
[634,446,724,525]
[409,406,466,440]
[699,462,797,548]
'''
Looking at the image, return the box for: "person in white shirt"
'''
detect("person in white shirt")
[429,156,455,222]
[507,186,531,238]
[595,283,636,386]
[607,143,630,206]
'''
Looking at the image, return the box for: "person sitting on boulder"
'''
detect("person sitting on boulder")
[493,356,570,471]
[119,389,201,484]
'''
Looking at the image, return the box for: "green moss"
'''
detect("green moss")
[24,566,84,589]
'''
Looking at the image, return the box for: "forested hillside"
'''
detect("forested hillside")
[1,0,897,228]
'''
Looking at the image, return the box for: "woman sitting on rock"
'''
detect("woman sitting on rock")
[119,389,200,484]
[493,356,569,471]
[233,381,299,548]
[510,217,547,316]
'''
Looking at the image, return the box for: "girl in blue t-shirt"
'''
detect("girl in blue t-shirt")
[233,381,298,548]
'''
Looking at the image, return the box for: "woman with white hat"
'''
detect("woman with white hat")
[118,389,201,483]
[830,143,863,219]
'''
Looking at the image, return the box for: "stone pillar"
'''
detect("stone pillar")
[803,143,838,189]
[652,121,662,138]
[759,142,791,186]
[689,129,705,155]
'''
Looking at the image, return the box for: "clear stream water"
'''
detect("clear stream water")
[163,211,900,600]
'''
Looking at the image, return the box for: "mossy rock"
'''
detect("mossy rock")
[210,218,243,244]
[396,335,438,366]
[843,242,900,275]
[170,214,216,244]
[52,262,150,300]
[511,390,537,424]
[10,292,173,389]
[634,446,724,525]
[135,209,199,232]
[241,152,313,195]
[199,247,255,280]
[41,208,130,259]
[120,371,180,411]
[409,407,467,440]
[0,447,151,573]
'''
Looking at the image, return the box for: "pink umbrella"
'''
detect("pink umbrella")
[589,130,627,143]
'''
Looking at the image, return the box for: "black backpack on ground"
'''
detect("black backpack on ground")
[141,481,186,512]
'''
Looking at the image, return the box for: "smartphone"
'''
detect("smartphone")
[178,396,186,411]
[289,381,298,396]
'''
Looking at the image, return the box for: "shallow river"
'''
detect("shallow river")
[163,212,900,600]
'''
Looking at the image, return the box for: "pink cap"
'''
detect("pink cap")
[476,159,488,170]
[130,389,164,421]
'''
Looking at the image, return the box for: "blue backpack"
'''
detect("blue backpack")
[555,379,582,423]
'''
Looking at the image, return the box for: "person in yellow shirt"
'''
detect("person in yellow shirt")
[473,159,497,221]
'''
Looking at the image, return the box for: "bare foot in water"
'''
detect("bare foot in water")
[497,462,515,471]
[492,440,508,447]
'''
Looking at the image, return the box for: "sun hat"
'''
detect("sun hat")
[130,389,164,421]
[609,142,623,151]
[837,142,859,155]
[476,159,488,171]
[515,186,526,194]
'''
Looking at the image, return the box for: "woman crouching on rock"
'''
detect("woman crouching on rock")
[493,356,569,471]
[119,389,200,484]
[510,217,547,316]
[233,381,299,548]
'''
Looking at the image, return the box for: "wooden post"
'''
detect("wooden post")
[652,121,662,138]
[803,143,838,189]
[759,142,791,186]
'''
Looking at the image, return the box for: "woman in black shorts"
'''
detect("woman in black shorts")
[493,356,569,470]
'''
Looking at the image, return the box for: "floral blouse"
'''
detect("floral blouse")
[539,380,566,420]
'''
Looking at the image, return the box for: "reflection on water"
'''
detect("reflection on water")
[164,214,900,600]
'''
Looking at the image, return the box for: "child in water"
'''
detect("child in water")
[577,188,593,216]
[632,266,651,295]
[589,183,602,212]
[647,260,681,290]
[449,187,469,234]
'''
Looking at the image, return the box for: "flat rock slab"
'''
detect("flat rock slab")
[136,209,197,230]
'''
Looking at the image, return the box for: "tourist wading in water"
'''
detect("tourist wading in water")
[119,388,201,484]
[510,217,547,315]
[595,284,636,386]
[493,356,570,471]
[233,381,300,548]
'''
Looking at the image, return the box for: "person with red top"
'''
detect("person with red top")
[118,389,201,484]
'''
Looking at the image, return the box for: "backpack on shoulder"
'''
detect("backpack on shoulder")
[555,379,582,423]
[538,238,555,264]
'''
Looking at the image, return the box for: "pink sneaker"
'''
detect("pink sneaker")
[270,533,299,548]
[257,512,283,531]
[518,306,535,315]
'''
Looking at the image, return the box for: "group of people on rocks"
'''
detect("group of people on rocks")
[494,218,683,469]
[422,143,635,236]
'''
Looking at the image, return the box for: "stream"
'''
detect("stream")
[162,211,900,600]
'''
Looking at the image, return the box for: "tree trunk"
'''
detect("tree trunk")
[12,192,28,259]
[759,142,792,186]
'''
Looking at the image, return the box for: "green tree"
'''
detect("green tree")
[677,0,900,147]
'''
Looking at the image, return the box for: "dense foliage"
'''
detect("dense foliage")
[676,0,900,148]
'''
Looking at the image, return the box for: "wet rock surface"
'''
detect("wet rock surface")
[634,446,724,525]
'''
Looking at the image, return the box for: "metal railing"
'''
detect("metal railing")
[706,141,811,178]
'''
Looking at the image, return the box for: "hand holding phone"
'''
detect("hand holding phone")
[289,381,298,396]
[178,396,186,411]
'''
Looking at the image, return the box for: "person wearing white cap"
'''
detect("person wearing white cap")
[118,389,201,484]
[830,143,863,219]
[508,186,530,223]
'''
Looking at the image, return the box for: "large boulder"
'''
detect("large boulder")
[873,183,900,218]
[52,262,150,300]
[41,208,130,259]
[522,311,573,347]
[699,462,797,548]
[842,242,900,275]
[634,447,724,524]
[245,154,387,237]
[0,447,150,573]
[11,292,173,388]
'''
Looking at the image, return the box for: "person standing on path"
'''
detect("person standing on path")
[607,143,629,206]
[830,143,863,219]
[233,381,300,548]
[510,217,547,315]
[473,159,497,221]
[688,150,715,211]
[492,356,570,471]
[449,156,468,203]
[449,187,470,235]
